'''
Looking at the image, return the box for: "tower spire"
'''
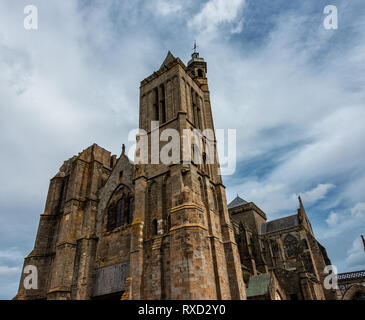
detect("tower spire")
[193,40,198,53]
[361,235,365,251]
[187,42,207,78]
[298,195,304,209]
[190,40,200,60]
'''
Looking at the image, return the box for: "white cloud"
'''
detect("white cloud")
[188,0,246,41]
[326,212,340,227]
[301,184,335,204]
[230,18,244,34]
[0,248,24,262]
[227,182,334,216]
[0,280,19,300]
[346,237,365,269]
[320,202,365,239]
[0,0,364,295]
[0,266,20,277]
[351,202,365,219]
[153,0,183,16]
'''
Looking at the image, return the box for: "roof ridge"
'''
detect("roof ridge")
[160,51,176,70]
[267,213,297,223]
[227,195,248,209]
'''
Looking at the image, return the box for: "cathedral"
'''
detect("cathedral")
[14,50,337,300]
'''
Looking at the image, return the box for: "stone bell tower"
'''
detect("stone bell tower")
[129,50,246,299]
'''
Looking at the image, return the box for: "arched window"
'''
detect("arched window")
[167,215,171,231]
[127,197,134,224]
[118,185,124,195]
[271,241,279,253]
[202,153,207,172]
[211,187,219,212]
[199,178,205,205]
[153,87,159,121]
[284,235,299,258]
[302,239,309,250]
[116,198,125,227]
[198,69,203,77]
[191,88,197,126]
[119,171,124,183]
[160,84,166,123]
[106,184,134,231]
[197,107,202,129]
[107,205,116,231]
[152,219,158,236]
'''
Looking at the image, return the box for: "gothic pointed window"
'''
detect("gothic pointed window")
[302,239,309,250]
[153,87,159,121]
[202,153,207,173]
[127,197,134,224]
[167,214,171,232]
[116,198,125,227]
[107,205,116,231]
[152,219,158,236]
[160,84,166,123]
[191,88,197,126]
[284,234,299,258]
[197,106,202,129]
[199,178,206,205]
[118,184,124,195]
[106,184,134,231]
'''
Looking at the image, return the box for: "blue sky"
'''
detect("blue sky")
[0,0,364,299]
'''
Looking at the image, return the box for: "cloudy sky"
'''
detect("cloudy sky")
[0,0,364,299]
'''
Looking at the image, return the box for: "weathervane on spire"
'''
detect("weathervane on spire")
[192,40,198,53]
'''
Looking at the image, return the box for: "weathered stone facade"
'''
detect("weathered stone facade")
[230,195,337,300]
[14,51,337,300]
[14,51,244,300]
[336,270,365,300]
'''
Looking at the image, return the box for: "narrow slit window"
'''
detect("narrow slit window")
[152,219,158,235]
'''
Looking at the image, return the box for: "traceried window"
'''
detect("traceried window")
[303,251,315,274]
[127,197,134,224]
[284,234,299,258]
[271,240,279,253]
[107,205,116,231]
[106,184,134,232]
[116,198,125,227]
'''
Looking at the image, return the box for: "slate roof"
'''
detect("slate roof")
[227,195,248,209]
[262,214,299,233]
[246,273,272,298]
